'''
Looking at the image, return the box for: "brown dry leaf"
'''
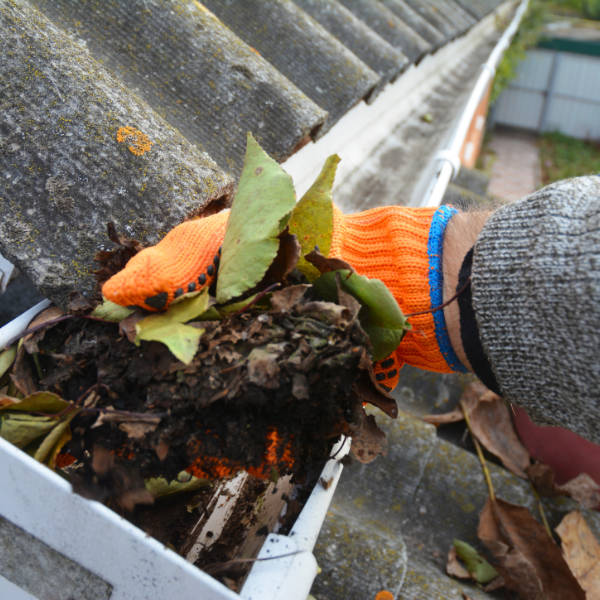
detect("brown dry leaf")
[350,412,387,463]
[305,248,354,275]
[247,347,280,389]
[269,284,311,312]
[23,306,64,353]
[119,422,158,440]
[259,229,301,286]
[352,371,397,418]
[446,546,471,580]
[422,408,464,426]
[118,488,154,512]
[560,474,600,509]
[463,382,530,478]
[556,511,600,599]
[528,463,600,509]
[94,222,143,287]
[119,311,145,343]
[478,497,585,599]
[10,346,37,396]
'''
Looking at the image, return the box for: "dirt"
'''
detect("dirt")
[9,281,391,584]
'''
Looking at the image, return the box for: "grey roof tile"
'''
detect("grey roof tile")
[338,0,432,62]
[402,0,461,38]
[430,0,478,35]
[27,0,327,174]
[453,0,505,20]
[0,0,233,307]
[293,0,409,88]
[378,0,446,49]
[202,0,379,133]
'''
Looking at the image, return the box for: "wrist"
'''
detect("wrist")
[442,210,490,372]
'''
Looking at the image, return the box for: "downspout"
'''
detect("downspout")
[420,0,530,208]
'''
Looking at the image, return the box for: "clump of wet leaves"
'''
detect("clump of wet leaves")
[0,134,406,509]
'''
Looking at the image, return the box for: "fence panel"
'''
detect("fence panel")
[492,47,600,140]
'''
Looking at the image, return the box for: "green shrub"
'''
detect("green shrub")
[583,0,600,18]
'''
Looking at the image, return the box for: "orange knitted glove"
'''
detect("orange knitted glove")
[102,204,466,384]
[329,204,467,390]
[102,210,229,311]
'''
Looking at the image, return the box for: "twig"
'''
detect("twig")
[405,276,471,318]
[17,314,74,340]
[202,549,305,575]
[530,482,554,541]
[231,282,281,316]
[460,399,495,501]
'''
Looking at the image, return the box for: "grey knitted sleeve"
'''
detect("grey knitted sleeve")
[471,176,600,443]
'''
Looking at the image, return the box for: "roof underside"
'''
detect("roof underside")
[1,0,506,308]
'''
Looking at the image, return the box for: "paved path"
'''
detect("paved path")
[486,127,542,201]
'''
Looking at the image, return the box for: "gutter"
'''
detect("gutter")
[420,0,530,208]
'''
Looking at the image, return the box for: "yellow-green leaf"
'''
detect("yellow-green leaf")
[136,321,204,365]
[0,391,69,413]
[92,299,134,321]
[288,154,338,281]
[453,539,499,584]
[135,290,209,364]
[0,346,16,379]
[216,133,296,304]
[0,413,57,448]
[145,474,209,498]
[34,410,79,465]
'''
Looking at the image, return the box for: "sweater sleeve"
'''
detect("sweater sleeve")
[471,176,600,443]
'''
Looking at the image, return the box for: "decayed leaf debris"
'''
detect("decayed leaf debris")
[1,135,404,515]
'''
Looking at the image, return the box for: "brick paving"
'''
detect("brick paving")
[486,127,542,202]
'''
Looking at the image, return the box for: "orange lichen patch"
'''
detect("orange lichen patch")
[116,126,153,156]
[374,591,394,600]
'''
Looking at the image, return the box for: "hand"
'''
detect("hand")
[103,204,467,390]
[102,210,229,311]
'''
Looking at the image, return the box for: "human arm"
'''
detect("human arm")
[441,176,600,444]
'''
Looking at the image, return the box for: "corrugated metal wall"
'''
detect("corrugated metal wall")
[492,48,600,140]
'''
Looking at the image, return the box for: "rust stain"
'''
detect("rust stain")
[117,126,153,156]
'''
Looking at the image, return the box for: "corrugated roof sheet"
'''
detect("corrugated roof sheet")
[202,0,380,132]
[27,0,327,174]
[337,0,432,62]
[0,0,233,306]
[403,0,463,39]
[1,0,510,308]
[293,0,408,88]
[379,0,446,48]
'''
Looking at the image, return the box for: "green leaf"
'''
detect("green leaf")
[135,289,209,364]
[34,410,79,465]
[0,346,16,379]
[0,413,57,448]
[313,270,409,361]
[288,155,338,281]
[216,133,296,303]
[0,391,69,413]
[145,474,209,498]
[92,299,134,321]
[453,539,499,584]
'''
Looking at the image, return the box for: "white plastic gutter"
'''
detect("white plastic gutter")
[420,0,530,207]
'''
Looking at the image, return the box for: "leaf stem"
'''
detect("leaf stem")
[405,276,471,318]
[530,482,554,541]
[460,399,495,501]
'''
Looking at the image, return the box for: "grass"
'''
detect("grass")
[539,132,600,184]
